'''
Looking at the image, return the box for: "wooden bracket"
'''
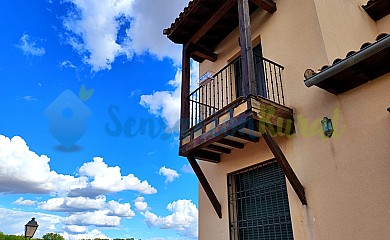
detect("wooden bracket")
[250,0,277,13]
[262,131,307,205]
[187,155,222,218]
[188,43,218,62]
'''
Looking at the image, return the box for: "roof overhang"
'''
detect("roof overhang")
[362,0,390,21]
[304,34,390,95]
[164,0,276,62]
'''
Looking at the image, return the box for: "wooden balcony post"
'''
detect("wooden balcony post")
[237,0,257,96]
[180,44,191,133]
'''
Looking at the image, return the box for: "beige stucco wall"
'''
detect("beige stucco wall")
[378,14,390,33]
[197,0,390,240]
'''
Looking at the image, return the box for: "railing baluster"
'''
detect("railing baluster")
[264,60,270,99]
[213,76,216,113]
[194,93,197,125]
[221,71,224,108]
[274,64,280,104]
[209,82,211,117]
[186,56,285,130]
[217,74,220,110]
[278,66,285,105]
[229,64,233,102]
[269,61,275,102]
[225,68,228,106]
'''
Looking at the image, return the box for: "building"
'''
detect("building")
[164,0,390,239]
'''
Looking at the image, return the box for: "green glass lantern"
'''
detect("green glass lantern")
[321,117,334,138]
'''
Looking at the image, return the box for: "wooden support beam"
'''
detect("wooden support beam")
[237,0,257,96]
[230,131,259,142]
[203,144,232,154]
[216,138,245,149]
[180,45,191,134]
[250,0,277,13]
[193,150,221,163]
[262,131,307,205]
[187,155,222,218]
[188,43,217,62]
[190,54,205,63]
[189,0,236,44]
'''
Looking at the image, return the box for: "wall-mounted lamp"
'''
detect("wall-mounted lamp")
[321,117,334,138]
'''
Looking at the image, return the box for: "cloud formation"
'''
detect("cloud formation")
[140,62,199,130]
[62,0,189,71]
[13,197,36,206]
[134,196,148,212]
[77,157,157,195]
[62,225,87,234]
[0,135,156,196]
[38,196,106,212]
[62,210,121,227]
[0,135,87,194]
[158,166,180,183]
[144,200,198,238]
[62,0,132,71]
[16,33,45,56]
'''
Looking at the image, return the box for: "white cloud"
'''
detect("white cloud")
[0,135,87,195]
[125,0,189,65]
[107,200,135,218]
[60,60,77,69]
[77,157,157,195]
[0,135,156,196]
[62,225,87,234]
[23,96,38,101]
[140,62,199,130]
[16,33,45,56]
[13,197,36,206]
[63,210,121,227]
[144,200,198,238]
[62,0,132,71]
[61,229,110,240]
[181,164,194,174]
[39,196,106,212]
[62,0,189,71]
[134,196,148,212]
[39,195,135,219]
[158,166,180,184]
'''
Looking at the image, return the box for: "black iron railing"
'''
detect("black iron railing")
[187,55,285,128]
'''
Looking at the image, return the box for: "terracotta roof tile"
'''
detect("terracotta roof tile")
[164,0,198,36]
[305,33,389,77]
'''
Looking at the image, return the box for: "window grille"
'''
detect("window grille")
[227,159,294,240]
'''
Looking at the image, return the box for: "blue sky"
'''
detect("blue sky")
[0,0,200,239]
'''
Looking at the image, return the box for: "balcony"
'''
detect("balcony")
[180,55,295,162]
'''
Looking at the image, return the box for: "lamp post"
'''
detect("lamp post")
[25,217,39,240]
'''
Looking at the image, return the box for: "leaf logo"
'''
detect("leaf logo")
[79,84,94,101]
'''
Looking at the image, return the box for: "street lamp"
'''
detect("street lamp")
[25,218,39,240]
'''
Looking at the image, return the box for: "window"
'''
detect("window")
[228,159,294,240]
[234,44,267,98]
